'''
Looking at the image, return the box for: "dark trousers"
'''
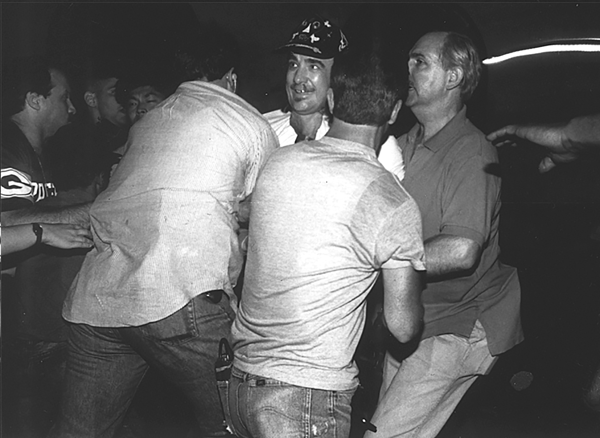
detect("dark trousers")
[2,338,67,438]
[51,291,235,438]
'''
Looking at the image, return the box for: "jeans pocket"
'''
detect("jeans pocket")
[135,300,198,343]
[136,293,234,344]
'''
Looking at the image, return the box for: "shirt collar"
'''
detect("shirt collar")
[319,135,378,160]
[411,106,468,152]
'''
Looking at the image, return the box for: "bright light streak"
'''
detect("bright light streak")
[483,41,600,65]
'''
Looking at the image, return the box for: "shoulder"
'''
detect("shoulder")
[263,109,288,124]
[449,120,498,162]
[2,122,33,169]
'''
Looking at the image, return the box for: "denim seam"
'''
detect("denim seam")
[304,387,311,438]
[329,390,336,438]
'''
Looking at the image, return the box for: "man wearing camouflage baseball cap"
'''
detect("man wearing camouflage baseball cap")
[265,15,406,180]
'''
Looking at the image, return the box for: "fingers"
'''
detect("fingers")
[43,223,94,249]
[538,156,557,173]
[487,126,519,147]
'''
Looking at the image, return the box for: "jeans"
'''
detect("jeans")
[222,366,356,438]
[365,320,498,438]
[2,339,67,438]
[51,291,235,438]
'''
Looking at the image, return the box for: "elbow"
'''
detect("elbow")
[391,325,421,344]
[457,244,481,272]
[389,320,422,344]
[385,306,423,344]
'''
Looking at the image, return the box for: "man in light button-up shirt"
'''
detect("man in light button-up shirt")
[53,30,278,438]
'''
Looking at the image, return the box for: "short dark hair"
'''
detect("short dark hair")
[330,50,403,126]
[2,56,54,117]
[174,22,240,83]
[439,31,481,103]
[116,69,178,106]
[82,59,122,93]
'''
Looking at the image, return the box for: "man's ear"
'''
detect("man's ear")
[446,67,463,91]
[84,91,97,108]
[326,88,335,114]
[25,92,43,111]
[388,100,403,125]
[222,68,237,93]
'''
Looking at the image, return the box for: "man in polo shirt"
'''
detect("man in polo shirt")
[366,31,524,438]
[227,50,426,438]
[265,15,407,181]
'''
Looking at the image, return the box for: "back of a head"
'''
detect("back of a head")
[439,31,481,103]
[330,49,404,127]
[2,56,53,118]
[174,22,240,84]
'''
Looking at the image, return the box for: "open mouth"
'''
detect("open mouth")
[291,86,314,97]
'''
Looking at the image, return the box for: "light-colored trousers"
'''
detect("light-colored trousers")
[366,320,497,438]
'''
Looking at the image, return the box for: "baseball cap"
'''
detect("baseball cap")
[276,15,349,59]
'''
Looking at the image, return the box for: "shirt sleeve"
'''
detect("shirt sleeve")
[378,136,405,181]
[243,125,280,198]
[440,148,500,246]
[377,199,426,272]
[1,145,36,211]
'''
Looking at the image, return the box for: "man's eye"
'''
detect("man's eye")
[128,101,138,108]
[288,62,298,70]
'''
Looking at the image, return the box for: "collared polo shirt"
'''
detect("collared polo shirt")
[400,107,523,355]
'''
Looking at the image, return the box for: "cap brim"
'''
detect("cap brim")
[274,43,334,59]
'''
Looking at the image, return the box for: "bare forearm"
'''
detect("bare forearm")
[3,223,93,255]
[563,113,600,151]
[383,267,424,343]
[424,234,480,280]
[1,203,91,227]
[3,224,39,254]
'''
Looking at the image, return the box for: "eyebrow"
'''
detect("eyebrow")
[307,58,326,68]
[289,54,326,68]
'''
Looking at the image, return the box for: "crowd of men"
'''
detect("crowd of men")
[2,10,598,438]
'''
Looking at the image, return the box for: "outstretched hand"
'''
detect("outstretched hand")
[42,223,93,249]
[486,123,581,173]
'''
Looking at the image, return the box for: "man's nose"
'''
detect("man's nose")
[137,107,148,116]
[293,65,308,83]
[68,99,76,115]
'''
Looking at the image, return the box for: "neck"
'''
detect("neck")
[290,111,325,140]
[412,98,463,142]
[88,108,102,125]
[10,113,44,155]
[325,118,387,152]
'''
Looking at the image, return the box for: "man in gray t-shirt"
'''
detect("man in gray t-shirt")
[225,48,426,438]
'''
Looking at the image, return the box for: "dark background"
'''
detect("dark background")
[3,2,600,437]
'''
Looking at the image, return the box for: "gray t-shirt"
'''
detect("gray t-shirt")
[232,136,425,391]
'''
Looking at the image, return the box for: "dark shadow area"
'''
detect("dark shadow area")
[2,3,600,438]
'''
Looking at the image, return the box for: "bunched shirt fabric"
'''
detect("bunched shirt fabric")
[265,108,406,180]
[232,136,425,391]
[63,81,278,327]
